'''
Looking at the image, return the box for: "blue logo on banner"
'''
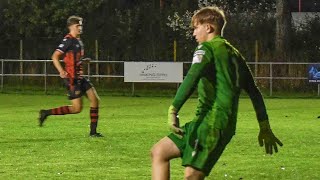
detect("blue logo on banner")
[308,64,320,83]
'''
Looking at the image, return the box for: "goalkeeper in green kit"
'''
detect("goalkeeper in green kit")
[151,6,283,180]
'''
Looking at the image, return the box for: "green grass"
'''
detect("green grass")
[0,94,319,179]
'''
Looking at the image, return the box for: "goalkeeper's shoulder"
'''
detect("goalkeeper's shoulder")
[195,42,212,52]
[192,43,213,65]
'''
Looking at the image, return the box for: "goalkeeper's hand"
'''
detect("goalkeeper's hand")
[81,57,92,63]
[168,105,184,138]
[258,120,283,154]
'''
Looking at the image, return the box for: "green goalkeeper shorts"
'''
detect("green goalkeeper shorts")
[168,120,234,176]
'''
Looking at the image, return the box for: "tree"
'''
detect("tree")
[3,0,103,38]
[166,0,277,61]
[275,0,292,61]
[160,0,164,10]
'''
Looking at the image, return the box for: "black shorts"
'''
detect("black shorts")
[63,78,93,100]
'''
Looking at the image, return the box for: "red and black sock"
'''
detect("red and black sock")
[49,106,71,115]
[90,107,99,134]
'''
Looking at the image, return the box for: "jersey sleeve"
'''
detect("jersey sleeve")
[240,57,269,121]
[55,37,72,54]
[172,44,212,111]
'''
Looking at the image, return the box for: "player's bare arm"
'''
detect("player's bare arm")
[52,50,68,78]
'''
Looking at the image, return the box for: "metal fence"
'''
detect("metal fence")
[0,59,318,96]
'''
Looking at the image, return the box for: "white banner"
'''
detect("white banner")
[124,62,183,83]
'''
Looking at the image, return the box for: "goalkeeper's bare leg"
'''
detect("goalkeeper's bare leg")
[184,167,205,180]
[151,137,181,180]
[151,137,206,180]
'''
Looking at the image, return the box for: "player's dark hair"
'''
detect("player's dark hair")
[67,16,83,27]
[191,6,226,36]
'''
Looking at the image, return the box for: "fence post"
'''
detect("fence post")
[269,63,273,96]
[44,60,47,94]
[88,62,91,80]
[132,82,135,96]
[173,39,177,62]
[95,40,99,83]
[255,40,259,76]
[1,59,3,92]
[20,40,23,82]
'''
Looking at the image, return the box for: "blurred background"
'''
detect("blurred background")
[0,0,319,96]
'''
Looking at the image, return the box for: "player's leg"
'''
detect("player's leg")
[183,127,234,178]
[151,137,181,180]
[86,87,102,137]
[69,97,83,113]
[184,166,205,180]
[38,78,84,126]
[179,120,222,178]
[86,87,99,108]
[38,97,83,126]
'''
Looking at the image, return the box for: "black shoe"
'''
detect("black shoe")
[89,132,103,137]
[38,110,48,127]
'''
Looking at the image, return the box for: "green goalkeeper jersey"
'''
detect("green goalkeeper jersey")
[172,36,268,132]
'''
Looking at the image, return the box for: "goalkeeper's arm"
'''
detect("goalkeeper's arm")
[168,52,210,135]
[243,65,283,154]
[167,64,201,136]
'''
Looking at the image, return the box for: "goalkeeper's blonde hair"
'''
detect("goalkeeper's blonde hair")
[191,6,226,36]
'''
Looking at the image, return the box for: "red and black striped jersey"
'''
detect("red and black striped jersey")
[56,34,84,79]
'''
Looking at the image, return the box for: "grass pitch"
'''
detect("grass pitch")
[0,94,319,179]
